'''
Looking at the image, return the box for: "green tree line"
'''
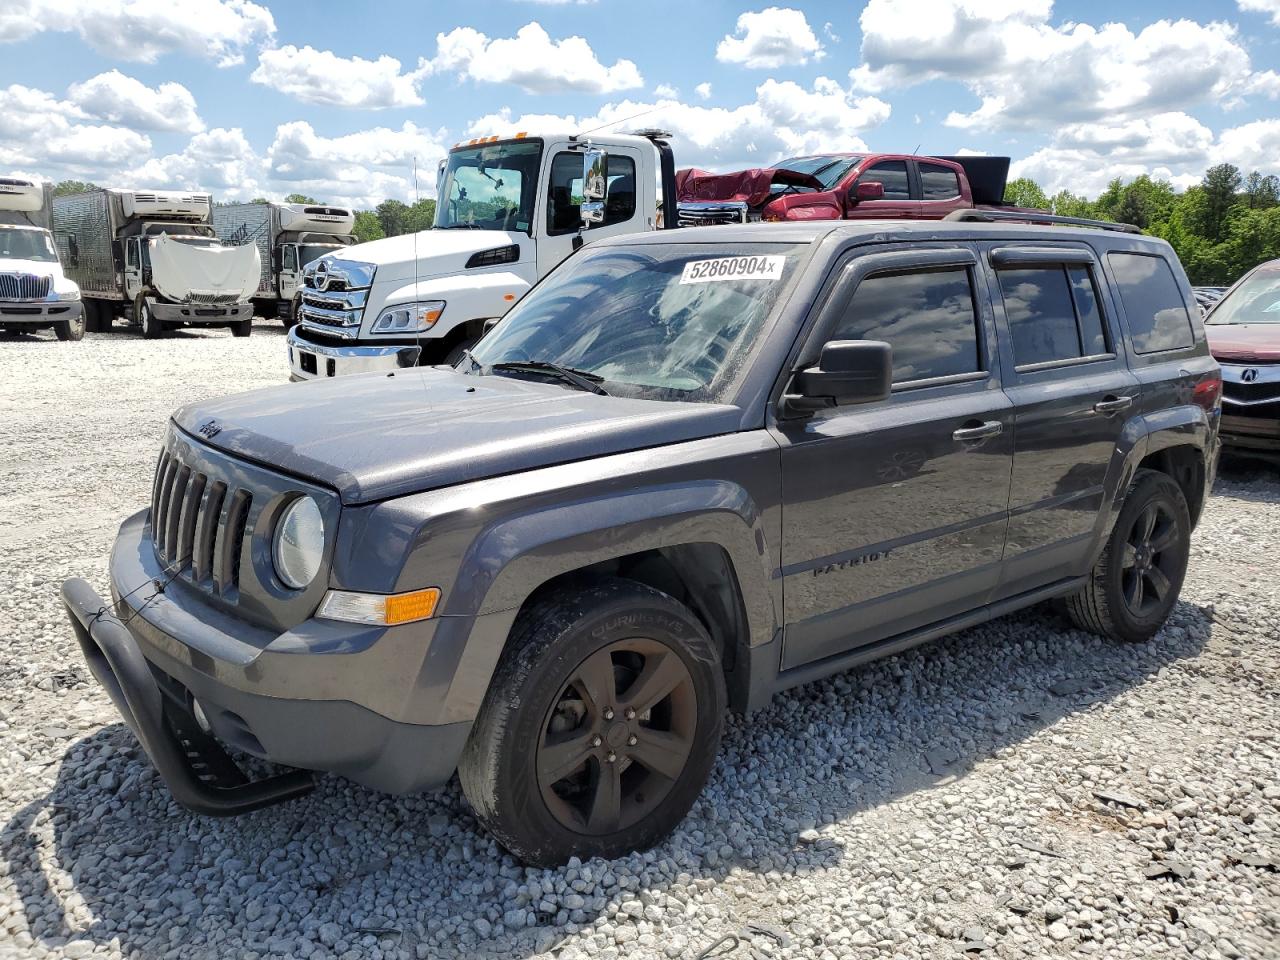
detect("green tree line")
[1005,163,1280,285]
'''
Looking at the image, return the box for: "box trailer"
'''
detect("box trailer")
[0,177,84,340]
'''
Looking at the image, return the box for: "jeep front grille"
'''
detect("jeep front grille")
[151,449,252,595]
[0,273,51,301]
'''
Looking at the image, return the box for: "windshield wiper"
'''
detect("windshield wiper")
[491,360,610,396]
[438,223,483,229]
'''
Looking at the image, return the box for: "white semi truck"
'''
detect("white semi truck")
[0,177,84,341]
[53,188,260,339]
[211,201,356,328]
[287,130,678,379]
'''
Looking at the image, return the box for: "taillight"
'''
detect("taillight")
[1192,376,1222,412]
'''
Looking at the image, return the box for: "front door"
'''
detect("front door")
[123,237,143,299]
[775,246,1014,670]
[844,158,919,220]
[279,244,300,300]
[537,143,647,277]
[983,243,1142,598]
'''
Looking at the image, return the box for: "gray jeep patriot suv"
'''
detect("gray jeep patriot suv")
[64,217,1221,866]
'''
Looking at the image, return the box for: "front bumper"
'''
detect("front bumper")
[61,510,474,809]
[152,301,253,324]
[1220,412,1280,456]
[287,326,421,381]
[0,301,81,324]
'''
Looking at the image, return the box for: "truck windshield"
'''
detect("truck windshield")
[298,243,342,269]
[435,139,542,234]
[774,155,866,189]
[0,228,57,262]
[468,241,806,403]
[1207,266,1280,325]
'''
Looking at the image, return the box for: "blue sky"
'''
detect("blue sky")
[3,0,1280,208]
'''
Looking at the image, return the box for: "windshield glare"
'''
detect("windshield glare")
[435,140,543,234]
[468,242,806,403]
[1209,268,1280,325]
[775,155,866,190]
[0,228,57,262]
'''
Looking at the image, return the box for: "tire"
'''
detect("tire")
[53,307,85,342]
[136,295,164,339]
[231,316,253,337]
[459,578,726,867]
[443,337,478,367]
[280,295,301,330]
[1063,468,1191,643]
[83,299,101,333]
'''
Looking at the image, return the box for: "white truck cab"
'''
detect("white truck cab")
[0,177,84,341]
[287,131,677,380]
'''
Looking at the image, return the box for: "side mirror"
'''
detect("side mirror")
[482,316,502,336]
[783,340,892,416]
[851,181,885,203]
[580,147,608,226]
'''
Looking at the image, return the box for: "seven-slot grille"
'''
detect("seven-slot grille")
[0,273,51,301]
[150,448,252,595]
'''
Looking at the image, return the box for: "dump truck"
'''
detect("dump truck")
[0,177,84,340]
[53,188,260,338]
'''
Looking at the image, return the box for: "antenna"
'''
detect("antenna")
[412,156,426,391]
[576,107,660,138]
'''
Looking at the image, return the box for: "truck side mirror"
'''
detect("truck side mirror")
[782,340,892,416]
[580,147,608,226]
[851,181,885,203]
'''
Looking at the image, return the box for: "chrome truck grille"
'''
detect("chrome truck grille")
[150,448,252,595]
[0,273,51,301]
[187,290,241,306]
[676,201,751,228]
[298,259,375,339]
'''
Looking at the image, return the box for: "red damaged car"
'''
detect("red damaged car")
[1205,259,1280,460]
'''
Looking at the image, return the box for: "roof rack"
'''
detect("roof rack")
[944,208,1142,235]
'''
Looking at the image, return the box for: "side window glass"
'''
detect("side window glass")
[919,163,961,200]
[283,246,298,271]
[125,240,137,268]
[998,267,1082,366]
[861,161,910,200]
[834,267,981,382]
[547,153,639,236]
[1068,266,1108,356]
[1107,252,1195,354]
[602,156,637,226]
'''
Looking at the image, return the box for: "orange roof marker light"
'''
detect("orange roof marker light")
[515,132,528,139]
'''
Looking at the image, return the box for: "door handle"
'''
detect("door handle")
[1093,395,1133,415]
[952,420,1003,443]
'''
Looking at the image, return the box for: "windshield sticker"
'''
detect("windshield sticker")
[680,255,786,284]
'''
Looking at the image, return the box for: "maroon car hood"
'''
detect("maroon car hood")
[676,167,823,207]
[1206,324,1280,362]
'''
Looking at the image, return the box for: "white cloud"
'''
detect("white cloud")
[251,45,429,109]
[466,78,890,171]
[1211,119,1280,172]
[0,84,151,180]
[0,0,274,67]
[654,83,679,99]
[851,1,1275,131]
[67,70,203,134]
[1238,0,1280,26]
[128,128,264,197]
[695,82,713,100]
[716,7,824,69]
[427,22,643,94]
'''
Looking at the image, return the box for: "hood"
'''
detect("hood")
[0,258,59,276]
[149,235,260,302]
[1206,323,1280,362]
[676,167,824,208]
[332,229,526,283]
[172,367,740,504]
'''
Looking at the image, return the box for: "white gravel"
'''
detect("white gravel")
[1,321,1278,960]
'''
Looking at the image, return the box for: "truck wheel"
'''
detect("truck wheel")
[231,317,253,338]
[82,299,101,333]
[443,338,477,366]
[458,578,725,867]
[281,295,301,330]
[53,309,85,342]
[1062,468,1190,643]
[136,295,165,339]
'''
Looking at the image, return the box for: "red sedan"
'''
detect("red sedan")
[1205,260,1280,460]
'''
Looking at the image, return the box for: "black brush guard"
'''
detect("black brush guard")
[61,577,314,816]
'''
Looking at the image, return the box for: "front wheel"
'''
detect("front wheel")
[136,295,164,339]
[443,337,478,367]
[231,316,253,338]
[1063,468,1191,643]
[458,578,725,867]
[280,295,301,329]
[53,307,85,341]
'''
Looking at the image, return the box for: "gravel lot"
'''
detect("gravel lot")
[0,321,1277,960]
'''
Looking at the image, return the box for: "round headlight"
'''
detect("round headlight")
[273,496,324,589]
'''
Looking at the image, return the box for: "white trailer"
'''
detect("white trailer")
[211,201,356,327]
[53,188,260,339]
[0,177,84,341]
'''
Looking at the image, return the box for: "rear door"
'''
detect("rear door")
[983,242,1141,598]
[845,159,919,220]
[774,245,1013,669]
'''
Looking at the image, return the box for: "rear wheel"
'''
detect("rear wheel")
[459,578,725,867]
[83,299,101,333]
[1063,468,1191,643]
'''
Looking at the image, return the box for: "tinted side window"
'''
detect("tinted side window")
[919,163,961,200]
[834,268,981,382]
[998,267,1082,365]
[1108,252,1194,353]
[1068,266,1108,355]
[547,152,637,235]
[861,161,910,200]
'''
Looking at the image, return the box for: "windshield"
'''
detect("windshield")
[435,139,543,234]
[774,154,866,189]
[1207,267,1280,325]
[0,228,57,262]
[298,243,341,269]
[467,242,807,403]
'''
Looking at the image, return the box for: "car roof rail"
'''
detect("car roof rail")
[944,208,1143,234]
